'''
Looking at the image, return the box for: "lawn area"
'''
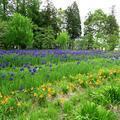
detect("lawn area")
[0,50,120,120]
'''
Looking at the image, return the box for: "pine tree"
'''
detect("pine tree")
[40,0,60,37]
[65,1,81,39]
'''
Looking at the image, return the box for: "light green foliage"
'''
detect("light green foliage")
[84,9,108,50]
[63,101,73,113]
[33,26,55,49]
[56,32,69,49]
[7,13,33,49]
[84,9,119,51]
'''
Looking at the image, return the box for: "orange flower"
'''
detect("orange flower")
[1,96,10,105]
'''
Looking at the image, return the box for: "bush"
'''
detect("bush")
[56,32,69,49]
[7,13,33,49]
[74,38,88,50]
[74,33,94,50]
[33,26,55,49]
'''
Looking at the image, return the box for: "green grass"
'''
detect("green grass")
[0,55,120,119]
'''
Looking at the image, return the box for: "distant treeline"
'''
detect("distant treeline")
[0,0,119,50]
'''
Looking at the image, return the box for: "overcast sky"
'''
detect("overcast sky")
[51,0,120,25]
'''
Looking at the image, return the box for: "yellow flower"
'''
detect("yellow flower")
[48,87,52,93]
[37,87,40,90]
[24,89,27,93]
[34,93,38,97]
[89,81,93,85]
[59,91,63,95]
[89,74,93,78]
[79,80,84,84]
[42,85,47,91]
[0,93,2,98]
[1,96,10,105]
[96,80,102,85]
[63,76,66,79]
[11,91,15,95]
[31,87,34,90]
[40,94,44,98]
[60,98,65,104]
[69,83,75,91]
[47,93,52,98]
[17,102,21,107]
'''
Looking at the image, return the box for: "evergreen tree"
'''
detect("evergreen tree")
[27,0,41,25]
[33,26,55,49]
[40,0,60,37]
[65,1,81,39]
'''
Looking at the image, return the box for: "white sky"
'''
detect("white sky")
[52,0,120,25]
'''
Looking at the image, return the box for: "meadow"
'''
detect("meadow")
[0,50,120,120]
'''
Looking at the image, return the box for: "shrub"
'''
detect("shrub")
[74,38,88,50]
[7,13,33,49]
[56,32,69,49]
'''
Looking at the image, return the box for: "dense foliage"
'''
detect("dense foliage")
[65,1,81,39]
[33,26,55,49]
[0,1,119,50]
[6,13,33,49]
[84,9,119,50]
